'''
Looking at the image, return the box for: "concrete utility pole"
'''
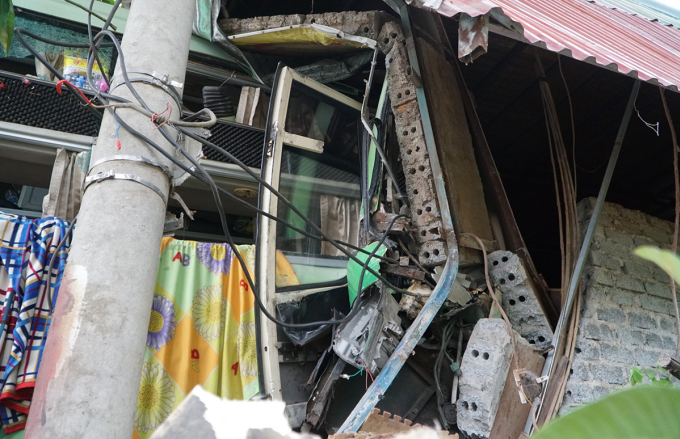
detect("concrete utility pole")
[25,0,195,437]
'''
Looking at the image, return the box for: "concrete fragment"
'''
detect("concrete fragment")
[457,319,513,439]
[488,251,553,350]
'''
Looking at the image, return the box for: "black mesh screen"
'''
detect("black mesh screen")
[0,71,266,168]
[201,121,264,168]
[0,72,102,135]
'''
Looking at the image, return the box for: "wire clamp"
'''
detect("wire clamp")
[88,155,176,182]
[84,170,167,205]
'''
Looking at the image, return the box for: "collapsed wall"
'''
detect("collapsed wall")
[561,198,680,413]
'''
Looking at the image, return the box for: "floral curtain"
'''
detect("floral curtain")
[133,238,259,439]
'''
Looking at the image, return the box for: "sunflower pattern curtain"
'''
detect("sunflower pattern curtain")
[133,238,259,439]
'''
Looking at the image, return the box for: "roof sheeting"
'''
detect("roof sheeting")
[418,0,680,91]
[588,0,680,29]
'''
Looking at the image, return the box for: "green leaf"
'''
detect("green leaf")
[634,246,680,284]
[630,366,643,386]
[533,387,680,439]
[0,0,14,55]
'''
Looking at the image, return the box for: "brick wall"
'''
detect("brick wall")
[560,198,679,413]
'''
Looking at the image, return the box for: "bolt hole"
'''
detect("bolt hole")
[529,340,535,344]
[508,274,516,281]
[397,92,403,99]
[570,369,574,375]
[418,165,425,172]
[472,350,479,357]
[409,168,416,175]
[383,38,390,44]
[416,209,423,215]
[426,206,432,212]
[390,32,397,39]
[433,249,440,256]
[462,401,469,409]
[501,256,509,262]
[407,66,412,75]
[415,146,420,152]
[405,89,411,95]
[471,403,478,411]
[421,230,427,237]
[423,251,430,258]
[413,189,419,195]
[500,278,506,285]
[538,336,545,342]
[518,295,525,302]
[389,58,393,64]
[411,126,416,133]
[567,391,572,397]
[403,130,409,136]
[310,18,316,23]
[407,149,412,155]
[509,299,516,306]
[482,352,489,360]
[363,26,370,33]
[575,347,582,354]
[492,260,499,266]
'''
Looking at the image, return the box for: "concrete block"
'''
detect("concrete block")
[574,339,601,360]
[457,319,513,439]
[594,240,631,260]
[585,266,614,287]
[569,358,591,381]
[629,312,658,330]
[589,363,627,385]
[640,296,671,315]
[646,333,666,349]
[600,343,633,365]
[614,276,646,293]
[597,307,625,323]
[660,316,677,334]
[488,251,553,350]
[645,281,673,300]
[634,349,663,367]
[583,322,616,341]
[605,287,639,307]
[604,229,635,248]
[590,252,622,271]
[617,328,645,346]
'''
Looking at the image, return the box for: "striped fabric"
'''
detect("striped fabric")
[0,213,72,433]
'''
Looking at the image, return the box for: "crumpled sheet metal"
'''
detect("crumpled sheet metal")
[410,0,680,91]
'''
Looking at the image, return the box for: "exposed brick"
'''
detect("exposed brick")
[634,349,663,367]
[606,288,639,307]
[646,333,666,349]
[614,276,646,293]
[586,266,615,287]
[605,229,635,247]
[641,226,672,245]
[590,363,627,385]
[600,343,633,365]
[645,281,673,300]
[590,252,622,271]
[622,261,652,278]
[564,382,599,404]
[594,240,631,260]
[660,316,678,334]
[662,335,678,351]
[640,296,670,315]
[633,236,661,248]
[569,359,591,381]
[629,312,658,330]
[597,307,625,323]
[574,339,600,360]
[583,322,616,341]
[618,328,645,346]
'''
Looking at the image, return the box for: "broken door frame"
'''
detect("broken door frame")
[256,65,364,400]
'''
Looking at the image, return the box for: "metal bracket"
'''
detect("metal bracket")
[109,69,183,108]
[89,155,175,182]
[84,170,167,204]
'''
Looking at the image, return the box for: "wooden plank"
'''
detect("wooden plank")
[489,338,546,439]
[416,38,494,266]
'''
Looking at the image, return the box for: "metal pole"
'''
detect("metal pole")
[526,79,641,434]
[25,0,196,437]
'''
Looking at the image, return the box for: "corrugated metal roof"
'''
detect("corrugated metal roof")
[419,0,680,91]
[588,0,680,29]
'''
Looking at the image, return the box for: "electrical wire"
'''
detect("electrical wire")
[16,21,423,331]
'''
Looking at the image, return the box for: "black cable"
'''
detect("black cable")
[357,214,406,302]
[87,0,112,89]
[434,319,457,430]
[18,22,421,329]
